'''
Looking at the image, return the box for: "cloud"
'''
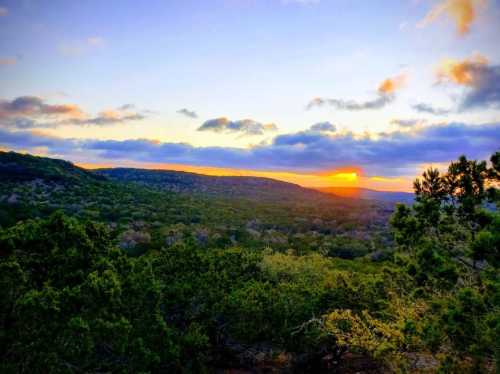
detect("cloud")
[73,110,146,126]
[0,96,148,129]
[461,66,500,109]
[3,122,498,178]
[377,74,406,95]
[412,103,452,115]
[0,7,7,16]
[273,122,337,146]
[0,57,16,66]
[309,122,337,132]
[418,0,486,36]
[307,74,405,111]
[0,129,79,154]
[435,54,500,109]
[307,94,393,111]
[177,108,198,119]
[117,104,135,111]
[197,117,278,136]
[1,118,57,130]
[0,96,85,119]
[436,54,488,85]
[390,119,427,128]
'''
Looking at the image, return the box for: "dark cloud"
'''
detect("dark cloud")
[177,108,198,119]
[1,118,57,129]
[434,56,500,110]
[0,96,84,119]
[307,94,393,111]
[0,129,80,154]
[0,96,147,129]
[2,122,498,177]
[117,104,135,111]
[309,122,336,132]
[197,117,278,136]
[272,122,337,146]
[412,103,452,115]
[307,74,406,111]
[460,64,500,110]
[1,113,146,129]
[74,112,146,126]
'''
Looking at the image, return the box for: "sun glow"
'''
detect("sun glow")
[329,172,358,183]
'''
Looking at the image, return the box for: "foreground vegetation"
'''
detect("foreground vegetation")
[0,151,499,373]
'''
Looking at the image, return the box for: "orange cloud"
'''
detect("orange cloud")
[378,74,406,94]
[436,54,488,85]
[99,110,122,120]
[45,104,86,118]
[418,0,486,36]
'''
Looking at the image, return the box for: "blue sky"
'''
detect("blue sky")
[1,0,499,190]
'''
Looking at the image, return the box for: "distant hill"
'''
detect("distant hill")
[95,167,346,204]
[0,151,105,184]
[0,151,407,207]
[318,187,414,204]
[0,151,348,205]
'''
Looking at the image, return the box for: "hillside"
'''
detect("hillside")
[0,151,104,184]
[0,151,394,257]
[95,167,340,204]
[0,151,404,207]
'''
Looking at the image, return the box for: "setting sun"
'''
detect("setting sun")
[329,172,359,183]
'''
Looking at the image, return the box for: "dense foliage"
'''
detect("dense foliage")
[0,151,498,373]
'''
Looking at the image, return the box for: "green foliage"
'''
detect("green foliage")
[470,212,500,267]
[0,213,180,373]
[390,151,500,372]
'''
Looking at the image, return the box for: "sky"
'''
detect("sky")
[0,0,499,191]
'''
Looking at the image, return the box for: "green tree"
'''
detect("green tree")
[0,212,180,373]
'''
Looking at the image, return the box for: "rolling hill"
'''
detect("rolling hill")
[0,151,394,253]
[0,151,105,184]
[95,167,340,204]
[0,151,412,206]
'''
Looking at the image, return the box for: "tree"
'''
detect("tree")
[391,152,500,372]
[392,152,500,265]
[0,212,179,373]
[446,156,489,231]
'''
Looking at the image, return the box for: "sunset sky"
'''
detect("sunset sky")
[1,0,499,191]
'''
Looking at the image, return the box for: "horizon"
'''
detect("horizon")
[77,161,413,193]
[1,0,499,191]
[0,149,411,192]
